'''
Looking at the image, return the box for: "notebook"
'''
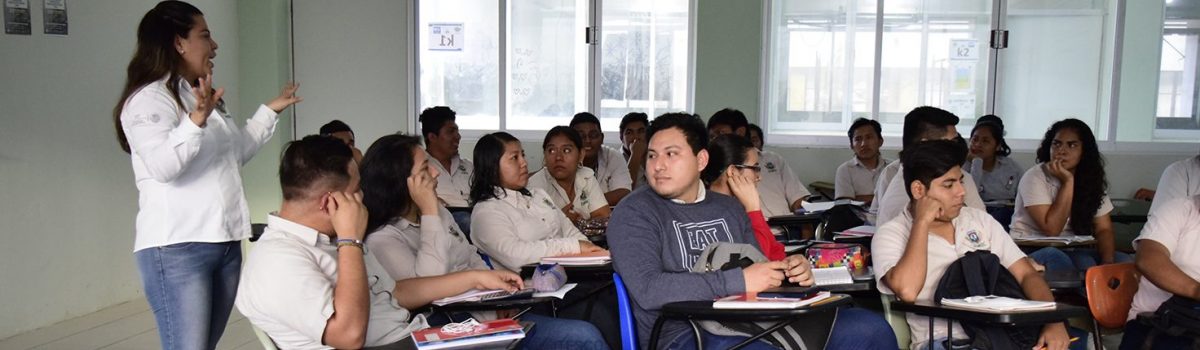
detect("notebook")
[713,290,833,309]
[812,266,854,286]
[540,251,611,266]
[940,295,1057,313]
[412,318,525,350]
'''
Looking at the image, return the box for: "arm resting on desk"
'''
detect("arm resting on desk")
[392,270,523,310]
[1136,240,1200,300]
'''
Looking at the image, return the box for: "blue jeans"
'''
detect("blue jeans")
[451,210,472,240]
[1028,247,1075,272]
[135,241,241,350]
[925,325,1087,350]
[665,308,897,350]
[1063,248,1133,270]
[518,313,608,350]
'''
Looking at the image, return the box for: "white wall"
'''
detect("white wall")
[0,0,241,339]
[291,0,412,144]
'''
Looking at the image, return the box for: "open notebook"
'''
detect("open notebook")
[940,295,1057,313]
[540,251,611,266]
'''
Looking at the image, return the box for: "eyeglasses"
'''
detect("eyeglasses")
[732,164,761,173]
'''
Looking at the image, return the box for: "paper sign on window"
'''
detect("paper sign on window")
[950,39,979,61]
[429,23,464,51]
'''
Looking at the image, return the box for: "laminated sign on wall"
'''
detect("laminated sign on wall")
[43,0,66,35]
[429,23,464,51]
[4,0,30,35]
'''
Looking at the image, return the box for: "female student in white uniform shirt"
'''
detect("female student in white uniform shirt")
[1010,119,1132,272]
[113,2,301,349]
[964,116,1023,228]
[528,126,612,222]
[469,132,606,272]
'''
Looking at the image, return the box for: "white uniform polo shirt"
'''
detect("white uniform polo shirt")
[237,215,427,350]
[873,207,1027,349]
[527,166,608,219]
[1149,156,1200,215]
[1129,195,1200,320]
[757,150,811,217]
[470,187,587,272]
[595,145,633,194]
[875,164,986,226]
[834,155,890,199]
[428,151,473,208]
[1009,165,1112,239]
[366,206,488,280]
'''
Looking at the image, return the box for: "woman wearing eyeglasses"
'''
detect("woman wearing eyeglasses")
[1010,119,1132,272]
[700,134,786,261]
[527,126,612,223]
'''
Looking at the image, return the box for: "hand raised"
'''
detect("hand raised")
[189,73,223,127]
[327,191,368,241]
[266,81,303,113]
[743,260,787,293]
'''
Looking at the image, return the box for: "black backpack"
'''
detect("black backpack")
[1141,295,1200,349]
[933,251,1041,350]
[821,203,867,235]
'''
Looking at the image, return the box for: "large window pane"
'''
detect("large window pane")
[598,0,691,130]
[1155,0,1200,132]
[995,0,1114,140]
[879,0,991,128]
[419,0,500,130]
[507,0,589,130]
[766,0,877,135]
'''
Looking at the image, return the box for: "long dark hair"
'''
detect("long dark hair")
[470,132,524,204]
[1036,118,1107,235]
[113,1,203,153]
[701,134,754,186]
[360,134,424,234]
[971,115,1011,157]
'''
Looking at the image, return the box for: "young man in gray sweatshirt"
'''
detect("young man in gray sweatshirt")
[608,113,897,349]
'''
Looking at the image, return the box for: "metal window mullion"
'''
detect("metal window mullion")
[408,0,420,133]
[758,0,772,130]
[687,0,698,115]
[918,6,929,107]
[986,0,1004,115]
[289,0,298,140]
[845,0,858,124]
[872,0,884,120]
[1107,0,1126,142]
[649,2,658,117]
[499,0,508,130]
[589,0,600,115]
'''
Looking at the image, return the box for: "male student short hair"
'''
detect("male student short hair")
[280,135,354,201]
[899,139,968,199]
[901,106,960,148]
[319,120,353,136]
[707,108,749,133]
[418,106,456,142]
[647,112,709,154]
[747,123,764,141]
[848,118,882,141]
[570,112,601,129]
[619,112,649,132]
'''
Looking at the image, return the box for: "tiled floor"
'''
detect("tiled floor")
[0,299,263,350]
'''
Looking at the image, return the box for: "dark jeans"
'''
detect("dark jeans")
[1120,318,1197,350]
[135,241,241,350]
[665,308,897,349]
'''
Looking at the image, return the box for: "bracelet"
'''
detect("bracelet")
[336,239,364,251]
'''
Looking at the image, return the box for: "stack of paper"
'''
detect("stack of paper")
[941,295,1057,312]
[834,225,876,238]
[812,266,854,286]
[412,318,525,349]
[1013,235,1095,244]
[714,291,833,309]
[541,251,611,266]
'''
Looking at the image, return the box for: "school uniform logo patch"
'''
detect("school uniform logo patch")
[965,229,986,249]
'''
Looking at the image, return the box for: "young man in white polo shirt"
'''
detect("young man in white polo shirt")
[874,106,985,226]
[1120,194,1200,349]
[1148,155,1200,215]
[237,136,583,350]
[419,106,474,234]
[835,118,889,205]
[872,139,1074,350]
[572,112,634,205]
[707,108,811,217]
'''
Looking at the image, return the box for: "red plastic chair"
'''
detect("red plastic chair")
[1084,262,1140,349]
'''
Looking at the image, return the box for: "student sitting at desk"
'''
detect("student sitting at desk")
[1148,155,1200,215]
[872,139,1077,350]
[708,108,811,218]
[609,113,895,350]
[1009,119,1131,271]
[319,119,363,163]
[702,134,786,261]
[874,106,986,226]
[1122,195,1200,349]
[620,112,650,189]
[469,132,606,273]
[528,126,612,222]
[572,112,634,205]
[419,106,474,235]
[358,134,609,350]
[964,115,1023,228]
[835,118,889,205]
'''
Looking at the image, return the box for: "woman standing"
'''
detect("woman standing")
[113,2,300,349]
